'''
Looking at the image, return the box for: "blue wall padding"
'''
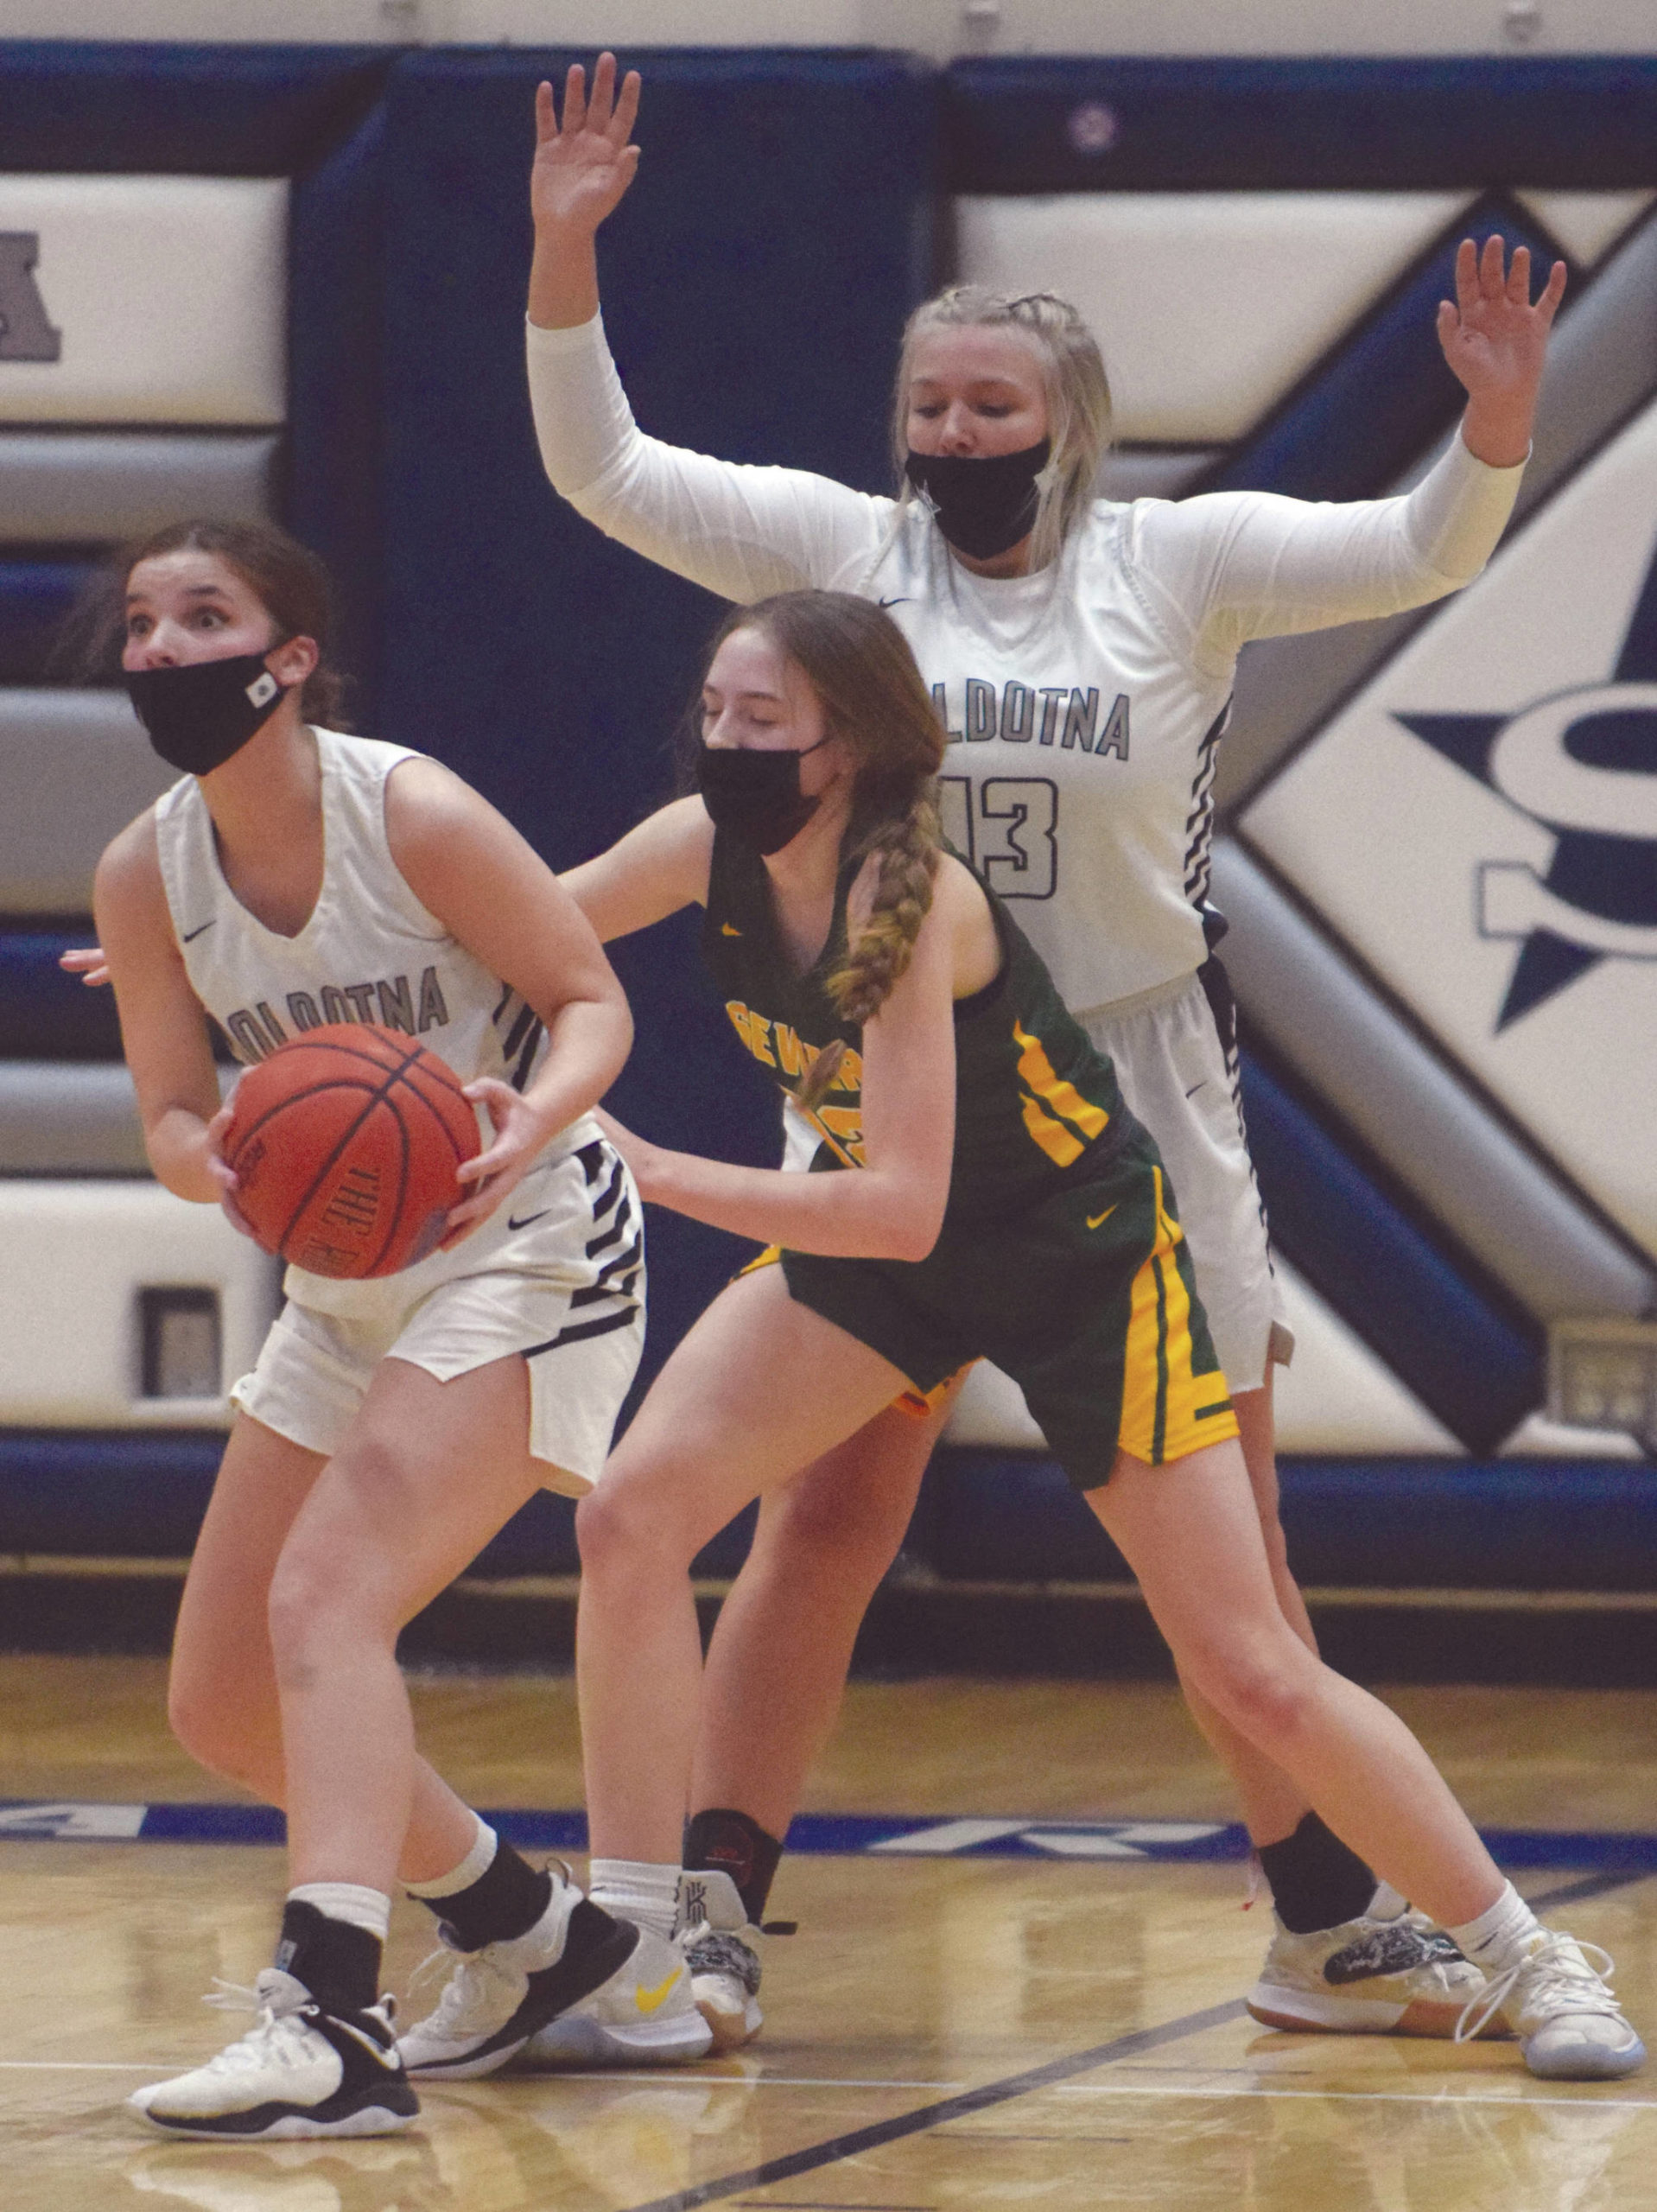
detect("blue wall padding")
[924,1451,1657,1592]
[0,42,394,174]
[371,48,937,1402]
[5,1433,1652,1592]
[0,563,90,685]
[1238,1048,1543,1452]
[1197,194,1560,505]
[0,931,124,1060]
[0,1427,746,1580]
[0,42,398,740]
[287,99,392,721]
[944,57,1657,193]
[1275,1459,1657,1592]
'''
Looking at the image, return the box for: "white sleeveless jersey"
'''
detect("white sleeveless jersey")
[153,727,595,1316]
[528,313,1523,1015]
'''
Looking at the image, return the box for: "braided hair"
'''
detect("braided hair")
[701,592,945,1113]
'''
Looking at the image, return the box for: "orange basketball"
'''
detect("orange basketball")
[222,1025,482,1279]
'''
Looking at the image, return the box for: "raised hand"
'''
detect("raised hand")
[530,52,641,239]
[1438,235,1566,468]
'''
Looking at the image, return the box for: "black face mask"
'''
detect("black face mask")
[904,438,1052,561]
[124,650,290,776]
[695,734,832,856]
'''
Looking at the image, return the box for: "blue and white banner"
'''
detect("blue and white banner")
[0,176,287,423]
[1245,395,1657,1262]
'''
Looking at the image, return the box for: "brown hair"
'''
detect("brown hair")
[703,591,945,1112]
[891,285,1114,570]
[57,518,352,728]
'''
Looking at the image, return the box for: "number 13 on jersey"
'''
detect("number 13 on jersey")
[938,776,1058,899]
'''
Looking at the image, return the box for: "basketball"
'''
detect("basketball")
[221,1024,482,1279]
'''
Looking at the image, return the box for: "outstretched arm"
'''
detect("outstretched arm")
[524,54,891,600]
[1139,236,1565,660]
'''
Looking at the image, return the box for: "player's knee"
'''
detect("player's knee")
[575,1478,692,1583]
[1189,1633,1317,1751]
[168,1667,265,1786]
[756,1471,908,1589]
[166,1668,221,1769]
[266,1529,371,1673]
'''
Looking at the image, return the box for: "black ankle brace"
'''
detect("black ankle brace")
[683,1808,784,1925]
[1257,1813,1378,1936]
[276,1899,381,2015]
[416,1841,551,1953]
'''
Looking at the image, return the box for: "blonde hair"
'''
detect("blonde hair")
[891,285,1114,570]
[704,592,944,1112]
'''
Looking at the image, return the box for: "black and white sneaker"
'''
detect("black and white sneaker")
[398,1878,709,2078]
[128,1970,417,2139]
[680,1869,765,2054]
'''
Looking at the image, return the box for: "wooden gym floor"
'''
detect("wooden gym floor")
[3,1656,1655,2212]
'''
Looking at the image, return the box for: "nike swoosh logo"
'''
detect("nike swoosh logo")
[721,923,741,937]
[879,595,911,609]
[328,2017,401,2069]
[635,1967,685,2016]
[508,1208,553,1231]
[181,921,216,942]
[1184,1081,1207,1098]
[1086,1205,1118,1230]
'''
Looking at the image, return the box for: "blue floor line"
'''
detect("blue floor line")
[3,1801,1656,1871]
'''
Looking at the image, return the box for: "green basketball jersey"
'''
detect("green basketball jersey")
[701,828,1136,1221]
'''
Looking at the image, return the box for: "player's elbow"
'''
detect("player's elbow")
[885,1192,947,1265]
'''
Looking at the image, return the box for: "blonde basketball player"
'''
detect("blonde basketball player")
[521,53,1569,2046]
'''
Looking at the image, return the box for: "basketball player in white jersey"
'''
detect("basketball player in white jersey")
[91,520,709,2139]
[520,56,1566,2047]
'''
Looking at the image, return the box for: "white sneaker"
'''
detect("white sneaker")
[516,1919,712,2069]
[678,1869,764,2054]
[1248,1905,1495,2037]
[1456,1929,1647,2080]
[129,1970,417,2139]
[399,1873,700,2079]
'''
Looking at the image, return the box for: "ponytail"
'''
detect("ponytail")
[798,784,942,1111]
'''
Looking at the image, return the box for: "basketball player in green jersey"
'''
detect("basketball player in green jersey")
[399,588,1641,2085]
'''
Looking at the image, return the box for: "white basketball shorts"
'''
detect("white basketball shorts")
[1077,962,1291,1395]
[232,1132,643,1497]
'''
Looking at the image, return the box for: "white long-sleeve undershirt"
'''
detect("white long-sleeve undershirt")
[526,310,1523,1011]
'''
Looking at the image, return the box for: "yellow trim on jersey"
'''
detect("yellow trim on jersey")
[1118,1167,1240,1465]
[1013,1020,1108,1167]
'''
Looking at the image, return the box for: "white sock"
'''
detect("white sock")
[1447,1881,1543,1973]
[1368,1880,1409,1922]
[588,1857,679,1942]
[404,1814,497,1900]
[287,1881,391,1943]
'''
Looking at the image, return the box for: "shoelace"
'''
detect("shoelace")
[1454,1934,1621,2046]
[407,1944,518,2037]
[189,1973,320,2074]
